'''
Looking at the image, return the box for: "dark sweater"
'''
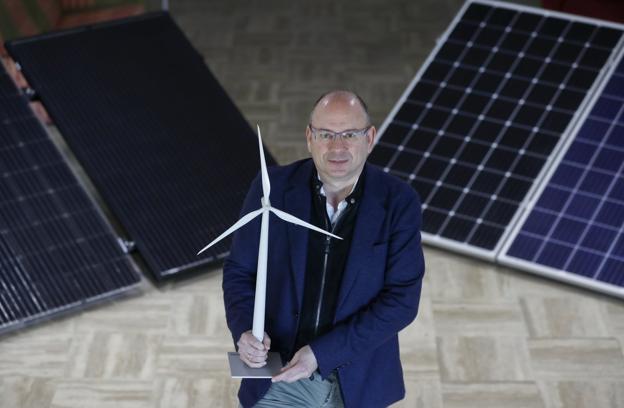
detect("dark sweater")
[293,168,365,354]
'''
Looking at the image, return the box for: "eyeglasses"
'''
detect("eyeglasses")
[308,124,371,143]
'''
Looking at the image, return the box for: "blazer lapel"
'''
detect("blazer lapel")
[336,165,385,315]
[283,161,313,312]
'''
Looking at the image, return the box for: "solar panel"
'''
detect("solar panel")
[369,0,623,259]
[6,12,276,279]
[500,45,624,298]
[0,63,140,334]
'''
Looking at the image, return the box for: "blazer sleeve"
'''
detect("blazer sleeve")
[222,173,263,348]
[309,188,425,376]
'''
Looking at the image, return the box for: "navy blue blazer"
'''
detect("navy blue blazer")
[223,159,425,408]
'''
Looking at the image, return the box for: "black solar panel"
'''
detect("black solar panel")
[6,12,276,279]
[501,46,624,297]
[369,0,623,257]
[0,64,140,334]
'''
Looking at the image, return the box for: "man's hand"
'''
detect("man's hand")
[272,345,318,383]
[237,330,271,368]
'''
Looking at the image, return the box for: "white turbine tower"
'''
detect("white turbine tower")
[198,126,341,375]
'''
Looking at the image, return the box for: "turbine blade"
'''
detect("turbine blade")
[270,207,343,240]
[197,208,264,255]
[257,125,271,201]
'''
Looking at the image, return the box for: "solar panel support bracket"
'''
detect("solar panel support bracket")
[22,87,38,101]
[117,238,137,254]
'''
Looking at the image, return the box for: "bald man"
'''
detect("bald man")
[223,91,425,407]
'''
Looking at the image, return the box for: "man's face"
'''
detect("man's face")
[306,99,375,186]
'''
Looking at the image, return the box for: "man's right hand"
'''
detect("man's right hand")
[237,330,271,368]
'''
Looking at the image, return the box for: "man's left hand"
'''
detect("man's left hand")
[272,345,318,383]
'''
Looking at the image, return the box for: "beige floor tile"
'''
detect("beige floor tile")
[529,339,624,380]
[426,249,516,303]
[433,302,526,336]
[390,378,442,408]
[4,313,76,339]
[399,336,440,380]
[538,381,624,408]
[156,336,232,378]
[606,301,624,335]
[437,336,533,382]
[0,334,71,377]
[5,0,624,407]
[399,297,440,380]
[401,295,436,342]
[167,266,223,294]
[65,332,160,379]
[0,376,57,408]
[50,380,152,408]
[167,293,229,336]
[520,297,611,338]
[442,382,545,408]
[502,269,607,300]
[153,377,241,408]
[73,294,171,334]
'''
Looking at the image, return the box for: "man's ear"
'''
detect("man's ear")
[367,126,377,153]
[306,126,313,152]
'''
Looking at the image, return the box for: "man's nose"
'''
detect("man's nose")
[328,136,348,148]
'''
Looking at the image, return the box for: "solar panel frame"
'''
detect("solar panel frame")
[6,12,277,279]
[370,0,624,261]
[0,64,141,334]
[499,42,624,299]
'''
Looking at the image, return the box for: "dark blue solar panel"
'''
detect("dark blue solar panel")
[507,49,624,289]
[0,64,140,333]
[6,12,277,279]
[369,0,623,254]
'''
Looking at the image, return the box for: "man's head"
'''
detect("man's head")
[306,90,376,187]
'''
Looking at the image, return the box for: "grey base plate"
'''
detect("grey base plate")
[228,351,283,378]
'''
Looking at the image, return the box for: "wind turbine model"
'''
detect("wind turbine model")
[198,125,341,377]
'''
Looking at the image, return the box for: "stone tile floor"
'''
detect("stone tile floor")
[1,1,623,407]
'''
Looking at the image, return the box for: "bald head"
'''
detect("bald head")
[305,89,376,191]
[309,90,371,128]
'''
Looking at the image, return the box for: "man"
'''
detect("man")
[223,90,425,407]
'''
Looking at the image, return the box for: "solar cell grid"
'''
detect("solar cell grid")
[504,45,624,293]
[7,13,277,278]
[370,0,623,256]
[0,66,140,332]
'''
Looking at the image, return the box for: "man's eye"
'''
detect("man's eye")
[319,132,333,140]
[342,132,356,139]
